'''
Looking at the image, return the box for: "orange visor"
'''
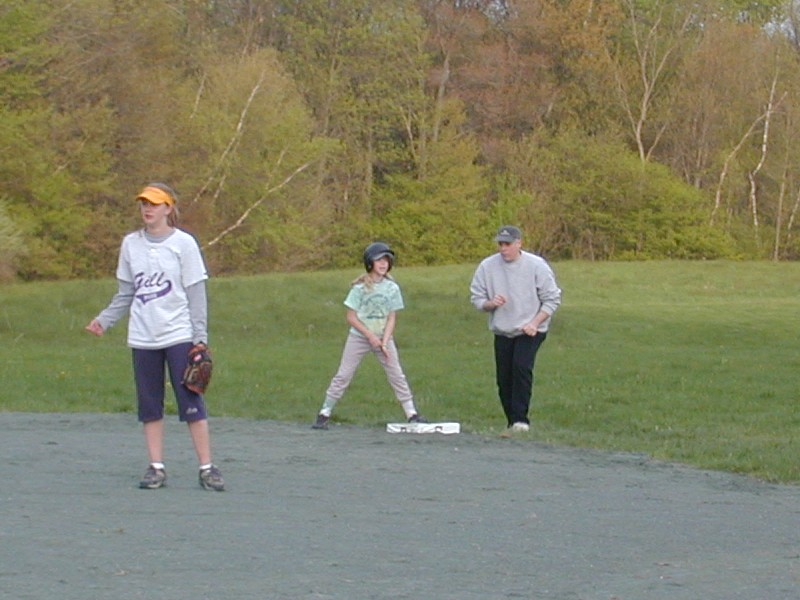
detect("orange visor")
[136,186,174,206]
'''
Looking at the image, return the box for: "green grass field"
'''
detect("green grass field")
[1,261,798,482]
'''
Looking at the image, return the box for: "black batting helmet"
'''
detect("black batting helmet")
[363,241,395,272]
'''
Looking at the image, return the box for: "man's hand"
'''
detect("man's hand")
[522,322,539,337]
[485,294,507,311]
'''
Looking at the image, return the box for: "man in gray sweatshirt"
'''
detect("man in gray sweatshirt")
[470,225,562,434]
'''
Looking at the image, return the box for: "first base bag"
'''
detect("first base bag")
[386,422,460,435]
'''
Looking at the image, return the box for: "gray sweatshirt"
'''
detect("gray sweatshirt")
[469,251,561,337]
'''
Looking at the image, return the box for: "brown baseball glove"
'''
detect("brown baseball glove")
[183,343,213,394]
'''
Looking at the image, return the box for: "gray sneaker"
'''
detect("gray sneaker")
[312,414,330,430]
[408,414,428,424]
[199,465,225,491]
[140,465,166,489]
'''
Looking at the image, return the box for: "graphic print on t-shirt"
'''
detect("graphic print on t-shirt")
[360,292,391,335]
[134,271,173,304]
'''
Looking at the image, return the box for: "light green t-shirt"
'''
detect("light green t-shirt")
[344,278,404,337]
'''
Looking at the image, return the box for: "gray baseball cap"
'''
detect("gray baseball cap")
[495,225,521,243]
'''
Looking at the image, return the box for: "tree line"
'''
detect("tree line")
[2,0,800,281]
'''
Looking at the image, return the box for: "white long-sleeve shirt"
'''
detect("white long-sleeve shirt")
[95,228,209,348]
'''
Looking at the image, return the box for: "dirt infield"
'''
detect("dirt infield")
[2,412,799,599]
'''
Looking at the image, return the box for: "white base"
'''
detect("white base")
[386,422,460,435]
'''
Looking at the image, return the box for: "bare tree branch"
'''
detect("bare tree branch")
[773,164,787,261]
[746,71,784,237]
[205,160,314,248]
[711,114,766,226]
[189,72,206,121]
[610,0,691,162]
[191,70,267,205]
[784,184,800,244]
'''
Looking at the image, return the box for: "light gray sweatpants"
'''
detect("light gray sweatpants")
[320,332,416,418]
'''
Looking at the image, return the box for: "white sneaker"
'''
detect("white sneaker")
[510,422,530,432]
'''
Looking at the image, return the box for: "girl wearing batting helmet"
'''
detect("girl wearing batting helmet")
[312,242,427,429]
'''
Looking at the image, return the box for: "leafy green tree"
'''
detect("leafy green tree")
[170,48,336,272]
[501,129,736,259]
[0,198,24,281]
[663,16,800,257]
[372,99,489,264]
[6,0,800,278]
[0,0,117,279]
[274,0,432,262]
[715,0,786,24]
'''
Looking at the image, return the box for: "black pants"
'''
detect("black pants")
[494,332,547,427]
